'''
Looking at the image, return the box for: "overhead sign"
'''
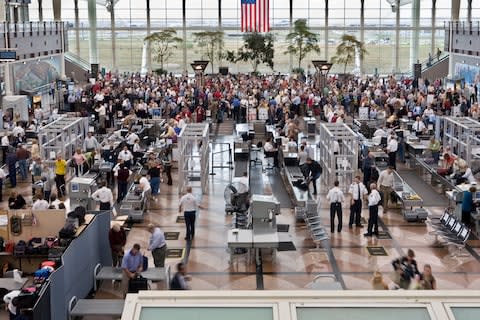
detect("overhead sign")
[0,51,16,61]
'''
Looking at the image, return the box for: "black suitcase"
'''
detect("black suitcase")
[48,247,65,265]
[128,275,148,293]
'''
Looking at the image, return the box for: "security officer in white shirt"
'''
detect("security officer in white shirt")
[326,180,345,233]
[117,146,134,168]
[179,186,204,240]
[364,183,382,237]
[348,176,368,228]
[386,134,398,170]
[413,116,426,135]
[91,181,114,210]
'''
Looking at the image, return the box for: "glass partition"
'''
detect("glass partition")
[451,307,480,320]
[296,307,431,320]
[140,306,274,320]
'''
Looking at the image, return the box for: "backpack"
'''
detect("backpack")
[10,215,22,236]
[4,240,15,254]
[14,240,27,256]
[72,206,86,225]
[59,221,77,239]
[45,237,58,248]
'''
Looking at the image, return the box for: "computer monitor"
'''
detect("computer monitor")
[71,183,80,193]
[475,191,480,201]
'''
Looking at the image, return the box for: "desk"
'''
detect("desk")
[227,229,254,249]
[0,277,27,290]
[94,266,169,290]
[69,299,125,319]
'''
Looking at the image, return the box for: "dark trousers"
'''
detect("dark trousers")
[462,210,472,225]
[184,210,196,240]
[8,165,16,187]
[117,181,128,202]
[100,202,111,211]
[349,199,362,226]
[388,151,397,169]
[367,205,379,235]
[310,173,321,194]
[55,174,66,197]
[152,245,167,267]
[0,179,3,202]
[330,202,343,232]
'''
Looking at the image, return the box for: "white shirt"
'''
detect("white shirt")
[133,143,142,152]
[378,170,395,188]
[12,126,24,137]
[348,182,368,201]
[3,289,20,315]
[298,150,308,166]
[264,142,275,152]
[91,186,114,205]
[95,104,106,116]
[462,167,477,184]
[326,186,344,203]
[32,199,50,211]
[0,168,5,179]
[368,189,382,206]
[126,133,139,145]
[413,120,426,132]
[179,192,199,212]
[233,176,249,194]
[139,176,151,192]
[1,136,9,147]
[118,150,133,161]
[387,138,398,152]
[83,136,99,150]
[333,141,340,153]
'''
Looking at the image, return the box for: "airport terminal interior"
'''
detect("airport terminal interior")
[1,0,480,320]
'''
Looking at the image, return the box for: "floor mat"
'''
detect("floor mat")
[277,224,290,232]
[376,231,392,240]
[277,242,296,251]
[176,216,185,223]
[165,232,179,240]
[166,248,185,259]
[366,246,388,256]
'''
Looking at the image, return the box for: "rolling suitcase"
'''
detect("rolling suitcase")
[128,275,148,293]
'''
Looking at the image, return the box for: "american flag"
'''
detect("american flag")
[241,0,270,33]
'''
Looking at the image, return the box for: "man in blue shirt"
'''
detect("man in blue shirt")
[121,243,143,296]
[147,224,167,267]
[461,187,476,225]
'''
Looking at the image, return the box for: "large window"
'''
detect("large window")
[26,0,464,73]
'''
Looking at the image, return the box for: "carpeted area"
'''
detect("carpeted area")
[397,169,449,207]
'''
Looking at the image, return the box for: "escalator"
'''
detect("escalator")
[421,53,449,81]
[64,52,91,83]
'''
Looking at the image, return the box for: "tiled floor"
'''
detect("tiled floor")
[2,129,480,319]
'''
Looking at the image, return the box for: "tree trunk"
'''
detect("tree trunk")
[160,56,164,71]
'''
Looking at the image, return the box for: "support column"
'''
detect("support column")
[289,0,293,71]
[451,0,460,21]
[182,0,187,73]
[146,0,151,72]
[88,0,98,65]
[431,0,436,58]
[109,0,117,71]
[324,0,329,61]
[38,0,43,21]
[60,22,66,80]
[218,0,222,29]
[410,0,420,70]
[74,0,80,56]
[394,0,400,73]
[360,0,365,74]
[467,0,472,22]
[52,0,61,21]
